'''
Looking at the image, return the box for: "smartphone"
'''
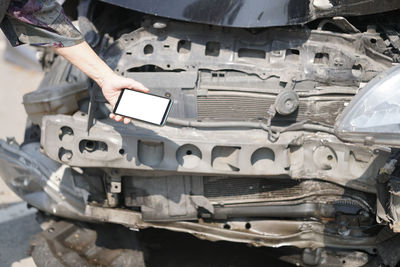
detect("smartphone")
[113,89,173,126]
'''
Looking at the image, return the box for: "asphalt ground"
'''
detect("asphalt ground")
[0,33,43,267]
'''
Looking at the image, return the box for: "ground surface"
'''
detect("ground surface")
[0,33,43,267]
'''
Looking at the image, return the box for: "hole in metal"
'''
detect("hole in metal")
[176,144,202,169]
[285,49,300,61]
[212,146,241,172]
[314,53,329,65]
[79,140,108,153]
[138,140,164,167]
[177,40,191,54]
[352,64,362,77]
[205,41,220,56]
[58,147,73,162]
[85,141,95,151]
[251,148,275,170]
[59,126,74,142]
[144,44,154,55]
[238,48,266,59]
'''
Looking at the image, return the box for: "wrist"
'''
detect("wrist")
[94,70,115,88]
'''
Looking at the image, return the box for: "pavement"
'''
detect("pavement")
[0,33,43,267]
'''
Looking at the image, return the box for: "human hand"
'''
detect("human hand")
[99,73,149,124]
[54,42,149,124]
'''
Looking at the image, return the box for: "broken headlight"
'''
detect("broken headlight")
[335,65,400,146]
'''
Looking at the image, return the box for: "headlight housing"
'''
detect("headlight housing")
[335,65,400,146]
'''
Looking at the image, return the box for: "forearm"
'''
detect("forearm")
[53,41,148,124]
[53,41,114,87]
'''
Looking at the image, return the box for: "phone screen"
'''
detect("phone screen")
[113,89,172,125]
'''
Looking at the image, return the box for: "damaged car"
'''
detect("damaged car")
[2,0,400,266]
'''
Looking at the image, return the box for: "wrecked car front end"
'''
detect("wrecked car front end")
[3,0,400,265]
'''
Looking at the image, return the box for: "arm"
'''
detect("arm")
[2,1,146,124]
[54,41,149,124]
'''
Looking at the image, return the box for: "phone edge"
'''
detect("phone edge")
[160,99,173,126]
[113,88,126,114]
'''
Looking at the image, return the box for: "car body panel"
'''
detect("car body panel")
[100,0,400,28]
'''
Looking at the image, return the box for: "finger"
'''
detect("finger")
[123,117,131,124]
[114,115,123,122]
[109,113,116,119]
[126,79,149,93]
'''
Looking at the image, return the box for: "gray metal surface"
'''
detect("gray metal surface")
[4,3,400,266]
[22,17,396,128]
[108,19,390,84]
[23,56,89,125]
[0,139,388,253]
[30,219,146,267]
[97,18,393,130]
[40,113,389,193]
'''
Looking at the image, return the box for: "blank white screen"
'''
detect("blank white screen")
[115,90,170,125]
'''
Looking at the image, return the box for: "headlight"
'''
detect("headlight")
[335,65,400,146]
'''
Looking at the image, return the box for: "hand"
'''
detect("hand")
[99,73,149,124]
[53,42,149,124]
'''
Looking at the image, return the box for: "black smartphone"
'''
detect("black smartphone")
[113,89,173,126]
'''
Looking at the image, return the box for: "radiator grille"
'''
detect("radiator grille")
[197,95,346,125]
[203,177,345,201]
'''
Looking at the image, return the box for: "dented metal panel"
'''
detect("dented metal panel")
[5,2,400,265]
[23,57,89,125]
[0,140,389,252]
[40,113,389,193]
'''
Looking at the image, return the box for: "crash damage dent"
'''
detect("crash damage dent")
[40,113,389,193]
[5,3,400,265]
[0,140,89,220]
[0,138,394,252]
